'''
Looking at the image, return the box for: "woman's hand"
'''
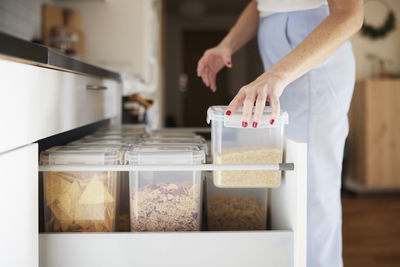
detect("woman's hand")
[226,71,287,128]
[197,45,232,92]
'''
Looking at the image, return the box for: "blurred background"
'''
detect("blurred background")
[1,0,399,266]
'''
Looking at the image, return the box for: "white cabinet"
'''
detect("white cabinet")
[0,143,38,267]
[0,58,121,153]
[39,138,307,267]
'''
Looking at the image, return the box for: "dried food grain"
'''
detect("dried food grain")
[214,147,282,187]
[130,181,201,231]
[207,195,265,231]
[44,171,117,232]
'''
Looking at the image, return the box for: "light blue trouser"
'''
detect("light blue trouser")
[258,6,355,267]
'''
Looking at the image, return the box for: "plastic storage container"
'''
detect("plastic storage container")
[207,105,288,188]
[125,145,205,232]
[91,132,145,138]
[40,146,120,232]
[68,140,132,160]
[98,124,147,132]
[205,173,267,231]
[142,137,209,155]
[150,129,199,137]
[66,141,133,231]
[82,135,143,145]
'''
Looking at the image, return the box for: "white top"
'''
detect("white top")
[257,0,328,17]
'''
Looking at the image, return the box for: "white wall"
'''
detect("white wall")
[351,0,400,79]
[62,0,163,127]
[0,0,54,41]
[61,0,153,80]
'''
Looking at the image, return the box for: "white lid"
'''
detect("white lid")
[83,135,142,144]
[99,124,146,130]
[142,140,208,154]
[146,136,206,143]
[126,144,205,165]
[40,146,120,165]
[150,130,197,136]
[207,105,288,128]
[68,141,132,149]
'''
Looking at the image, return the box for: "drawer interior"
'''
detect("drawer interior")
[37,126,306,267]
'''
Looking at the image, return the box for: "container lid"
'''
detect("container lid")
[142,140,208,154]
[150,130,198,137]
[99,124,147,130]
[207,105,288,128]
[145,136,206,143]
[40,146,120,165]
[126,144,205,165]
[90,132,145,138]
[68,140,132,149]
[83,135,143,144]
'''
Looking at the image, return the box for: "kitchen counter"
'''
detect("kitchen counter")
[0,32,120,81]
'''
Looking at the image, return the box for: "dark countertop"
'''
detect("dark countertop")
[0,32,121,81]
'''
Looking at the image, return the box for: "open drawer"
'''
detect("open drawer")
[38,138,307,267]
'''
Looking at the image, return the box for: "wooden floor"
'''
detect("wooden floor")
[342,193,400,267]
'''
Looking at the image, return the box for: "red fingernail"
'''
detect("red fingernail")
[226,110,231,116]
[242,121,248,128]
[270,119,275,125]
[252,122,258,128]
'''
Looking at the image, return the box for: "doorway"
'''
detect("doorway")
[163,0,264,127]
[182,30,230,127]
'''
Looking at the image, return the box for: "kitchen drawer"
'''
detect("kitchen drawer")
[0,58,121,153]
[38,138,307,267]
[40,231,293,267]
[0,144,38,267]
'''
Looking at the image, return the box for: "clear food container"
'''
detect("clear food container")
[82,135,143,145]
[146,135,205,141]
[142,138,208,155]
[206,173,267,231]
[98,124,147,132]
[92,132,145,137]
[67,140,132,159]
[150,129,198,137]
[66,141,133,231]
[40,146,120,232]
[207,105,288,188]
[125,145,205,232]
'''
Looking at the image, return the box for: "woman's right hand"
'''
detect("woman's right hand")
[197,45,232,92]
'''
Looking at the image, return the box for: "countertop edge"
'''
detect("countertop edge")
[0,32,121,82]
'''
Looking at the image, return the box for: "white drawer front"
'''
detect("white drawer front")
[40,231,293,267]
[0,144,38,267]
[0,58,121,153]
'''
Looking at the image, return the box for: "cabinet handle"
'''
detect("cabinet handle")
[86,84,107,90]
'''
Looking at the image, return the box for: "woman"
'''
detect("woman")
[197,0,363,266]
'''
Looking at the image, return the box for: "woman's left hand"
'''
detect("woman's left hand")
[226,71,287,128]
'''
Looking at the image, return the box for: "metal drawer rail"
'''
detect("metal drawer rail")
[39,163,294,172]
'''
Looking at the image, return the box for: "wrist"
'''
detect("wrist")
[262,68,291,88]
[218,38,234,55]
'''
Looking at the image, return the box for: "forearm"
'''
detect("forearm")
[219,0,259,54]
[266,0,363,86]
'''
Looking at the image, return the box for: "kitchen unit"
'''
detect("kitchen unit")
[0,33,307,267]
[347,78,400,191]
